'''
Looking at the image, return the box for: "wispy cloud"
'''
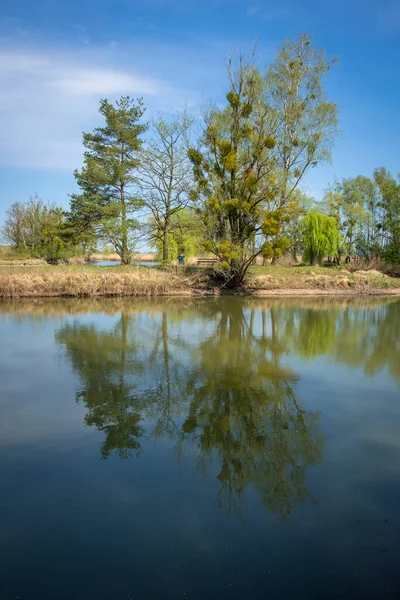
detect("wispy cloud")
[0,44,188,170]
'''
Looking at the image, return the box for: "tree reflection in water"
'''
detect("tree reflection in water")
[56,299,337,516]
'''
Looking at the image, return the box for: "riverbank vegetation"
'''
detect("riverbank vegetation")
[1,33,399,289]
[0,263,399,298]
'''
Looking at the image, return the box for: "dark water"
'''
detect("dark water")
[0,297,399,599]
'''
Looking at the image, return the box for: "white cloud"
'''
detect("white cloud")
[0,46,176,169]
[51,69,161,96]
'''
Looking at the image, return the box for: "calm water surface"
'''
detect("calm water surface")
[0,297,399,599]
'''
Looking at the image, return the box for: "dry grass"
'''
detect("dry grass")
[0,258,47,266]
[0,263,399,299]
[343,258,400,278]
[0,265,196,298]
[67,256,86,265]
[248,265,400,293]
[0,245,46,266]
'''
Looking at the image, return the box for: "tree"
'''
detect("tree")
[283,189,316,262]
[38,205,70,264]
[1,202,26,249]
[73,96,148,264]
[267,33,338,208]
[64,183,110,260]
[373,167,400,264]
[189,34,338,286]
[323,177,378,261]
[302,211,340,265]
[322,170,400,263]
[138,114,194,264]
[1,194,69,262]
[153,208,204,262]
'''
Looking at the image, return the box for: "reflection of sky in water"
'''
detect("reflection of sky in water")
[0,298,399,599]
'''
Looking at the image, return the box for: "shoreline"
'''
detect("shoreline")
[0,264,399,299]
[1,287,399,299]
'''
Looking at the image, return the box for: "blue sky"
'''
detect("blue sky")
[0,0,399,226]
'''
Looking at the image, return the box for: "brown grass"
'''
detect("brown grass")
[0,264,399,298]
[343,258,400,278]
[248,265,400,293]
[0,265,195,298]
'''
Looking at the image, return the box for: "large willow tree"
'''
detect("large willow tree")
[189,34,338,286]
[302,211,340,265]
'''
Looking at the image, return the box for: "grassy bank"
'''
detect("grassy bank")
[0,263,399,298]
[247,265,400,292]
[0,265,197,298]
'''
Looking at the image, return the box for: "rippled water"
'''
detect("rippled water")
[0,297,399,599]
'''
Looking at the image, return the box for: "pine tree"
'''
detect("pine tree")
[73,97,148,264]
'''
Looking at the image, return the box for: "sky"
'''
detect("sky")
[0,0,399,226]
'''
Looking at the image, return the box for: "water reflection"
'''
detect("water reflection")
[1,296,400,599]
[6,295,395,516]
[55,300,326,517]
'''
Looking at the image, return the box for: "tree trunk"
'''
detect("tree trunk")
[120,184,131,265]
[163,227,169,264]
[311,251,319,266]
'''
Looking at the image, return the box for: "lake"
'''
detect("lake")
[0,297,399,599]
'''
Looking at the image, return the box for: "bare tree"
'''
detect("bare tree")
[1,202,26,248]
[138,113,194,263]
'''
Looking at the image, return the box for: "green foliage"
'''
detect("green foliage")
[6,35,399,275]
[283,190,317,260]
[189,34,338,285]
[153,209,204,262]
[56,302,324,516]
[1,195,72,263]
[39,206,71,263]
[322,170,400,264]
[374,168,400,264]
[302,211,340,265]
[267,33,338,207]
[73,96,148,264]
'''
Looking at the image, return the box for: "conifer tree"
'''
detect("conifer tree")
[73,96,148,264]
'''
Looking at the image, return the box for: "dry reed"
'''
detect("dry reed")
[0,266,190,298]
[0,264,399,299]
